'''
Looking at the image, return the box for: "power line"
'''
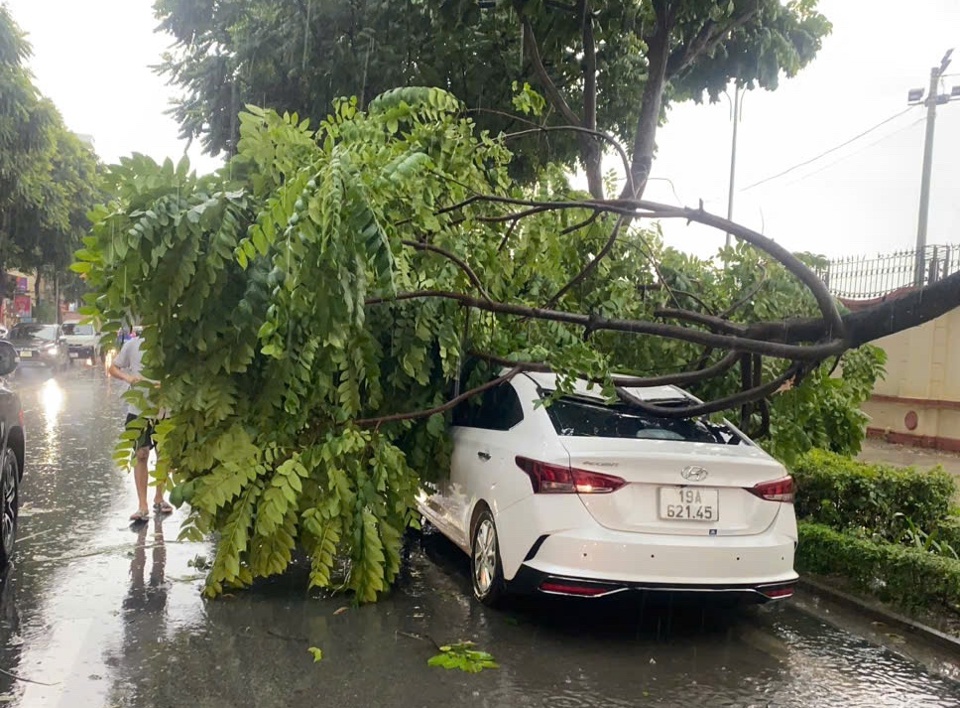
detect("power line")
[782,116,927,188]
[740,106,919,193]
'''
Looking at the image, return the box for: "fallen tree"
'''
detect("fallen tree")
[78,88,938,601]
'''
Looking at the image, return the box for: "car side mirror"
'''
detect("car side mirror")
[0,341,18,377]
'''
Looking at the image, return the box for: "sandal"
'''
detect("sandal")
[129,508,150,522]
[153,501,174,515]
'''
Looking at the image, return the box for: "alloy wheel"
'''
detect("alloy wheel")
[473,518,497,596]
[1,453,18,560]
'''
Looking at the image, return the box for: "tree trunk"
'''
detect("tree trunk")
[578,0,602,198]
[581,137,604,199]
[626,26,670,198]
[747,270,960,348]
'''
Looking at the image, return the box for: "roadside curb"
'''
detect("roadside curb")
[797,576,960,655]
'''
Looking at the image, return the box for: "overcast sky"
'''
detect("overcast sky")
[4,0,959,259]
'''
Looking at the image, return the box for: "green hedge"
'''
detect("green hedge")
[936,516,960,550]
[792,449,957,537]
[798,522,960,612]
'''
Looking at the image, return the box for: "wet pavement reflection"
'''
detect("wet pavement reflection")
[0,367,958,707]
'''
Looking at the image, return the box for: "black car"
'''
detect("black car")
[8,323,69,370]
[0,341,24,569]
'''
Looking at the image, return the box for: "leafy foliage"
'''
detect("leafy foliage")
[792,449,957,540]
[81,88,881,600]
[427,642,498,673]
[765,343,886,465]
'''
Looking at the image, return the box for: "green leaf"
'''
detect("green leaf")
[307,646,323,662]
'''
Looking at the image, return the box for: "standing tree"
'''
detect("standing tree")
[0,5,55,282]
[28,130,102,313]
[154,0,830,195]
[0,6,101,316]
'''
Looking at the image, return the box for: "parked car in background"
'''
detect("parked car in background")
[418,371,798,607]
[8,323,69,371]
[61,322,101,362]
[0,341,24,569]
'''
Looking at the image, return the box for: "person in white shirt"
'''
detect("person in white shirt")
[108,334,173,522]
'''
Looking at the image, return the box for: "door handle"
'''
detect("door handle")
[477,451,491,461]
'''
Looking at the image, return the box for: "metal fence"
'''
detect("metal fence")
[816,244,960,300]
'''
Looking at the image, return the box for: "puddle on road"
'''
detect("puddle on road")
[0,370,958,707]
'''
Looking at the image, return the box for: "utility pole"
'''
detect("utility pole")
[911,49,957,286]
[725,84,741,250]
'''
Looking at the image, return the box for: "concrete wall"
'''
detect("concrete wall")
[863,306,960,451]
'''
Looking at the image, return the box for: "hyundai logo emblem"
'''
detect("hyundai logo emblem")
[681,465,708,482]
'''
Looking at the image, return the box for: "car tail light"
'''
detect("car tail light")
[515,456,625,494]
[759,584,795,600]
[539,580,618,597]
[748,476,795,503]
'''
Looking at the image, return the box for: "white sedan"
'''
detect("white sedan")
[418,371,798,606]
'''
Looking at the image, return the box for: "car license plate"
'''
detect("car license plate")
[658,487,719,521]
[20,351,32,358]
[69,352,79,358]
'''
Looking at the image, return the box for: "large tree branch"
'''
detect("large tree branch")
[440,194,845,339]
[472,349,741,388]
[354,366,525,427]
[617,361,807,419]
[365,289,843,360]
[747,270,960,347]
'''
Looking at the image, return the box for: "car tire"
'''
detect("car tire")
[0,449,19,569]
[470,507,507,607]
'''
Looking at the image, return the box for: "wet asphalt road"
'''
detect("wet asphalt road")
[1,367,959,708]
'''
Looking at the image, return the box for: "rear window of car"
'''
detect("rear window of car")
[544,395,721,443]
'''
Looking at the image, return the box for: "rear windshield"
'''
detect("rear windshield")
[545,395,723,443]
[62,324,95,336]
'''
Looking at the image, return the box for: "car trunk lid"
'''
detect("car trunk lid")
[559,437,787,537]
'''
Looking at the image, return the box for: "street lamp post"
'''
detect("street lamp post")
[725,84,741,250]
[909,49,957,286]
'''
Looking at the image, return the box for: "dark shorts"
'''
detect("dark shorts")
[125,413,156,450]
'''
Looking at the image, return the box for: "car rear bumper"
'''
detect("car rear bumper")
[68,345,96,358]
[514,522,797,593]
[510,563,797,601]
